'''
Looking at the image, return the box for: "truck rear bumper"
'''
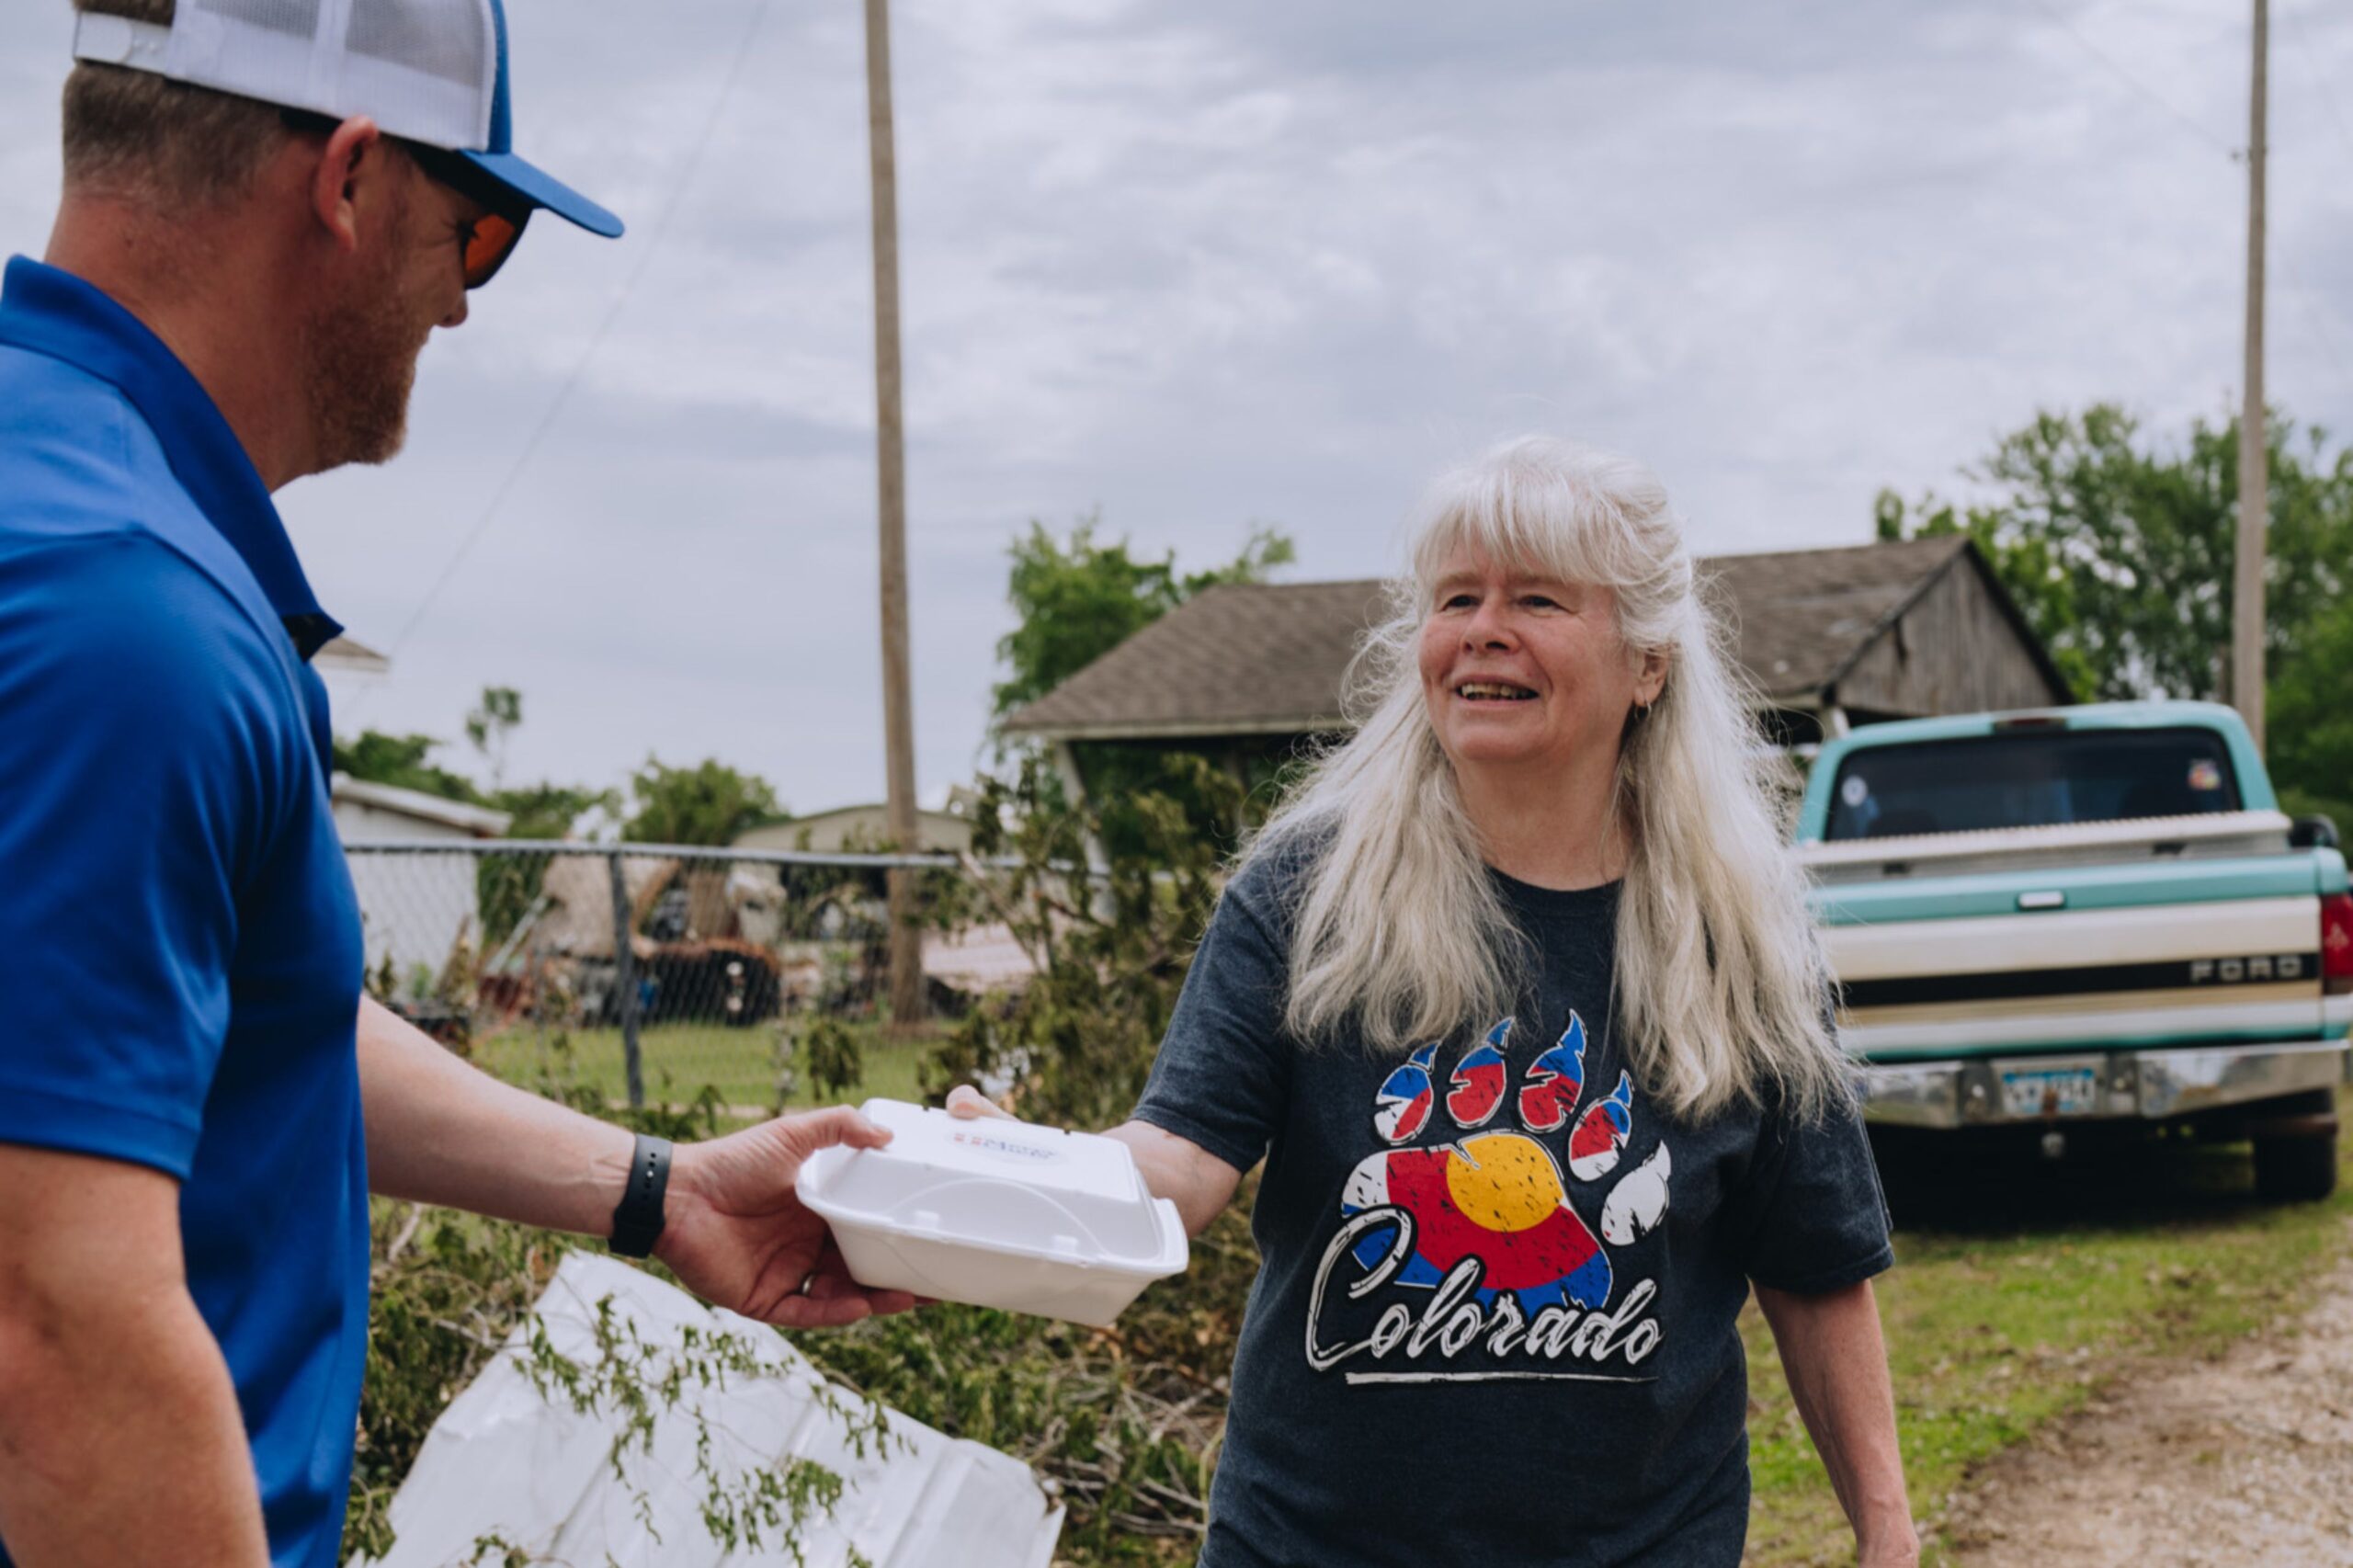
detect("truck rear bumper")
[1859,1039,2347,1129]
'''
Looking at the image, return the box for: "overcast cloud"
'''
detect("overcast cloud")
[3,0,2347,816]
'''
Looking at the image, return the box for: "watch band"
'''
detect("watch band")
[607,1133,673,1258]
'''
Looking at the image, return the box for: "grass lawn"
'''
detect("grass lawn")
[1740,1088,2353,1565]
[461,1016,2351,1566]
[469,1017,941,1113]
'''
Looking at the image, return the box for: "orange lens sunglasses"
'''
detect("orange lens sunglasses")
[404,142,531,290]
[280,110,531,290]
[449,203,529,290]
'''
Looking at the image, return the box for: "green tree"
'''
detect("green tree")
[336,695,609,841]
[489,781,612,841]
[464,684,524,790]
[2267,593,2353,831]
[991,513,1294,719]
[989,515,1296,856]
[332,729,486,803]
[1878,405,2353,707]
[623,757,782,847]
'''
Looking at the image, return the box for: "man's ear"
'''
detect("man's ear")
[308,115,389,256]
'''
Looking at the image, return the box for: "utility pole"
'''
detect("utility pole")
[863,0,926,1030]
[2233,0,2268,748]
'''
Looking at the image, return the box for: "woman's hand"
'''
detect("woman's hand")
[1859,1531,1922,1568]
[949,1084,1243,1238]
[946,1084,1017,1121]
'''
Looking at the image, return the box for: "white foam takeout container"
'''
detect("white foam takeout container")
[798,1097,1188,1329]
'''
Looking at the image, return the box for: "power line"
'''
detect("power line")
[2274,248,2353,405]
[2264,6,2353,408]
[2021,6,2353,408]
[369,0,776,676]
[2022,0,2237,157]
[2281,0,2353,165]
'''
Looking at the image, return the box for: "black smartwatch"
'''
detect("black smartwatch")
[607,1133,673,1258]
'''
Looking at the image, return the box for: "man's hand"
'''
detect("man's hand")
[362,1002,916,1327]
[655,1108,921,1329]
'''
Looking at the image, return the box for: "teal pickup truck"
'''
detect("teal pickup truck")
[1796,700,2350,1200]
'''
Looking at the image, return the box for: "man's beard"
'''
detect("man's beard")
[301,199,432,471]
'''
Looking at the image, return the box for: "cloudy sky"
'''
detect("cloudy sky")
[4,1,2348,817]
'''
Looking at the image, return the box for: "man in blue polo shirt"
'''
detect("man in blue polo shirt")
[0,6,915,1566]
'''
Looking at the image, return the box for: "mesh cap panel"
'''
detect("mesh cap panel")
[69,0,621,235]
[347,0,492,90]
[74,0,496,149]
[195,0,323,40]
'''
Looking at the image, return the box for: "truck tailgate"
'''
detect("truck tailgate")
[1808,849,2336,1062]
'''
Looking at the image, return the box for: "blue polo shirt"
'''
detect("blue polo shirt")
[0,257,369,1568]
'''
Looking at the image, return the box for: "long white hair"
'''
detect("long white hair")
[1246,436,1847,1123]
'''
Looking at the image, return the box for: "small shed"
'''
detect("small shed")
[314,634,392,676]
[314,633,392,714]
[333,776,511,989]
[734,801,976,858]
[332,775,510,843]
[1000,537,2071,771]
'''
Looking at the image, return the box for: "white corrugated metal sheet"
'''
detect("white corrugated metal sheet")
[358,1252,1063,1568]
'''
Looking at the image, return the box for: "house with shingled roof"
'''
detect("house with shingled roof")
[1000,536,2072,785]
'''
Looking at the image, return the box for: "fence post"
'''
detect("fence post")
[608,851,645,1109]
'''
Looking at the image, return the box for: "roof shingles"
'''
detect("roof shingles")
[1004,536,1982,739]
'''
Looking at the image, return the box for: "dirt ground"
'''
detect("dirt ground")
[1945,1228,2353,1567]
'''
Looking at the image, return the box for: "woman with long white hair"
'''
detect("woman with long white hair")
[956,437,1915,1566]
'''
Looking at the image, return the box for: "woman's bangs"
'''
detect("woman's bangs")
[1411,481,1616,599]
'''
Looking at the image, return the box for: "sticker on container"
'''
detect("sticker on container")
[949,1127,1070,1167]
[2188,759,2222,792]
[1839,775,1870,808]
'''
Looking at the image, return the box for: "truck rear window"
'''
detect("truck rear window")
[1824,727,2243,841]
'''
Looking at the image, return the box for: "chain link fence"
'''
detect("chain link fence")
[344,841,1041,1113]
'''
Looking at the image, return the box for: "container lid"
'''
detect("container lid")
[801,1099,1177,1271]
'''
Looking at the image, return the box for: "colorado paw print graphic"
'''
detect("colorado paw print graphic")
[1340,1013,1672,1317]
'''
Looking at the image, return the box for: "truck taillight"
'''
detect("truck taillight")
[2324,893,2353,995]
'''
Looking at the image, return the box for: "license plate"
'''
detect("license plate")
[1998,1062,2102,1119]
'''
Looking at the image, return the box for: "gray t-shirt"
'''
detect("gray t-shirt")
[1132,856,1893,1568]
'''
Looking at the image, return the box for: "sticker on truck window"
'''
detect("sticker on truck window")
[2188,759,2222,791]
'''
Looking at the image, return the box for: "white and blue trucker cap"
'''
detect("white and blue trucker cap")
[71,0,623,238]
